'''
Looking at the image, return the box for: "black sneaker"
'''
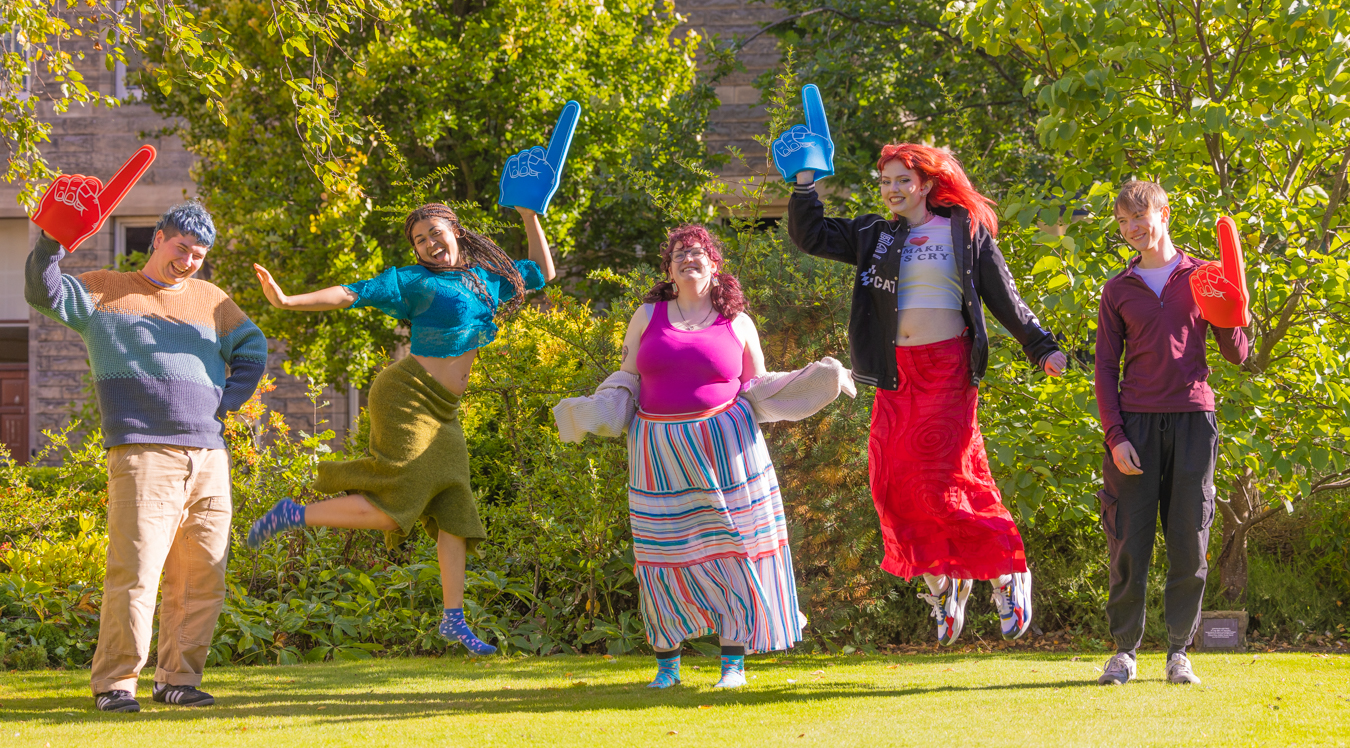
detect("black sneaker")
[152,682,216,706]
[94,690,141,712]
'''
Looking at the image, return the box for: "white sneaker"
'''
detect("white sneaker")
[918,578,972,645]
[1165,652,1201,684]
[990,571,1033,640]
[1097,652,1136,685]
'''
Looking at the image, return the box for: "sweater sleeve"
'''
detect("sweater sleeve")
[1211,324,1250,366]
[218,308,269,417]
[1094,286,1129,449]
[786,181,861,266]
[24,233,97,333]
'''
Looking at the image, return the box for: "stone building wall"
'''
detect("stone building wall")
[675,0,787,214]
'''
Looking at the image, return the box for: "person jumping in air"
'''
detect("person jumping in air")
[775,85,1067,646]
[1094,181,1249,686]
[247,202,553,654]
[245,102,578,655]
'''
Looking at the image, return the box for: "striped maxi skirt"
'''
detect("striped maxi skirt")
[627,399,805,653]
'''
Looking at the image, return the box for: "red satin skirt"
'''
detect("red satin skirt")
[867,336,1028,580]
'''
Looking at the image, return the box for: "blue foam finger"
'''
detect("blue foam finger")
[498,100,583,215]
[802,84,831,143]
[545,101,581,172]
[770,85,836,183]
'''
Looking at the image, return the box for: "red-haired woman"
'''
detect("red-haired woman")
[787,144,1067,645]
[617,225,802,689]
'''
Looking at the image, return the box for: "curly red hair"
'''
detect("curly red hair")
[642,224,746,319]
[877,144,1000,238]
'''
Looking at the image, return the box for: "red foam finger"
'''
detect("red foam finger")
[98,145,157,220]
[1215,215,1247,294]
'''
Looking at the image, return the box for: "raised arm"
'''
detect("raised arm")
[618,304,652,376]
[25,233,97,332]
[786,174,861,266]
[253,264,356,311]
[516,207,557,282]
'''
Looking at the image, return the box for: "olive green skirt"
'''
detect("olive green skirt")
[313,355,486,553]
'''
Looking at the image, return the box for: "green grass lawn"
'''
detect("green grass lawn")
[1,652,1346,747]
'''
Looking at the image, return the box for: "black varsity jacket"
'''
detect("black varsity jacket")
[786,182,1061,390]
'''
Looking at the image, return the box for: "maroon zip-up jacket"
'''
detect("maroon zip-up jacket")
[1095,251,1249,449]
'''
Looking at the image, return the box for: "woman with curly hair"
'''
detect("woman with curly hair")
[785,142,1067,646]
[616,224,803,690]
[245,203,555,655]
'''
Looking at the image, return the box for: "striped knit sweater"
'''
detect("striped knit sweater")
[25,234,268,449]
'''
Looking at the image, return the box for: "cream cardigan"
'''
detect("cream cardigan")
[552,356,856,443]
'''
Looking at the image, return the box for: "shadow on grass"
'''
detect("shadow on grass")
[2,659,1099,727]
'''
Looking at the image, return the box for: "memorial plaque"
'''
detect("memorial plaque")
[1192,610,1248,652]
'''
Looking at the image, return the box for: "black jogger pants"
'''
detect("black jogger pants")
[1098,411,1217,654]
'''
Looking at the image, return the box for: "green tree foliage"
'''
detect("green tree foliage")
[2,0,394,206]
[141,0,718,388]
[742,1,1053,198]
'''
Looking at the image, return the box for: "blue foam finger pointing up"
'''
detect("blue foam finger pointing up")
[545,101,582,172]
[802,84,830,141]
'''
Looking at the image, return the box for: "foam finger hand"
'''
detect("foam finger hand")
[1190,262,1249,328]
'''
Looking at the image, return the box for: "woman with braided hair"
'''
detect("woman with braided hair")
[246,202,555,655]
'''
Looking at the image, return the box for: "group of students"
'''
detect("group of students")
[23,90,1248,713]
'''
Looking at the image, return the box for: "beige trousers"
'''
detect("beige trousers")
[90,444,232,696]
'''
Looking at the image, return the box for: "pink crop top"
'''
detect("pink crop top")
[636,301,744,415]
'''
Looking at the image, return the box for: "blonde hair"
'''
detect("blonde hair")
[1114,181,1169,217]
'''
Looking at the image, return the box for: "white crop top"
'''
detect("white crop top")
[896,215,962,311]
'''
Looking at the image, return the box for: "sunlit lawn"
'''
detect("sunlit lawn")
[1,652,1346,746]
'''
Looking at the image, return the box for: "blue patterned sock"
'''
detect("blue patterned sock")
[713,654,747,688]
[438,608,496,655]
[246,498,306,549]
[647,651,681,689]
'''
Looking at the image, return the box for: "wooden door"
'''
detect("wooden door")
[0,364,28,464]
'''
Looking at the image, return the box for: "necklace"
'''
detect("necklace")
[674,297,715,329]
[911,210,936,228]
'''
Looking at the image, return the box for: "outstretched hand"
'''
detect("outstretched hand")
[253,264,289,309]
[771,85,835,183]
[30,145,157,252]
[498,101,581,216]
[1189,215,1250,328]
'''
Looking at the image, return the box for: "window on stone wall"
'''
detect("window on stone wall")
[111,1,143,100]
[1,30,32,99]
[0,219,30,324]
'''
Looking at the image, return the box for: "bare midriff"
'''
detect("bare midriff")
[896,307,967,347]
[413,350,478,396]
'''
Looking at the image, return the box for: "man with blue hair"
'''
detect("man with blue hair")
[26,200,267,712]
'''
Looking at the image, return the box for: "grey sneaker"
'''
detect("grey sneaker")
[1165,652,1201,684]
[1097,652,1136,685]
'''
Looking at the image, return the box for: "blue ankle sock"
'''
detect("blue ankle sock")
[648,651,681,688]
[438,608,496,655]
[246,498,306,549]
[715,654,747,688]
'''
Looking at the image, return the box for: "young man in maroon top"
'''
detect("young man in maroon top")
[1093,181,1249,686]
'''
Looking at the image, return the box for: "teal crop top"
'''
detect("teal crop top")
[343,260,546,358]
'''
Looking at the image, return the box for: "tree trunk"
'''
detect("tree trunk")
[1212,468,1282,604]
[1216,521,1249,602]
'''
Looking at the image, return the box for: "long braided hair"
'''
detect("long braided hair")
[641,224,746,318]
[402,203,528,316]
